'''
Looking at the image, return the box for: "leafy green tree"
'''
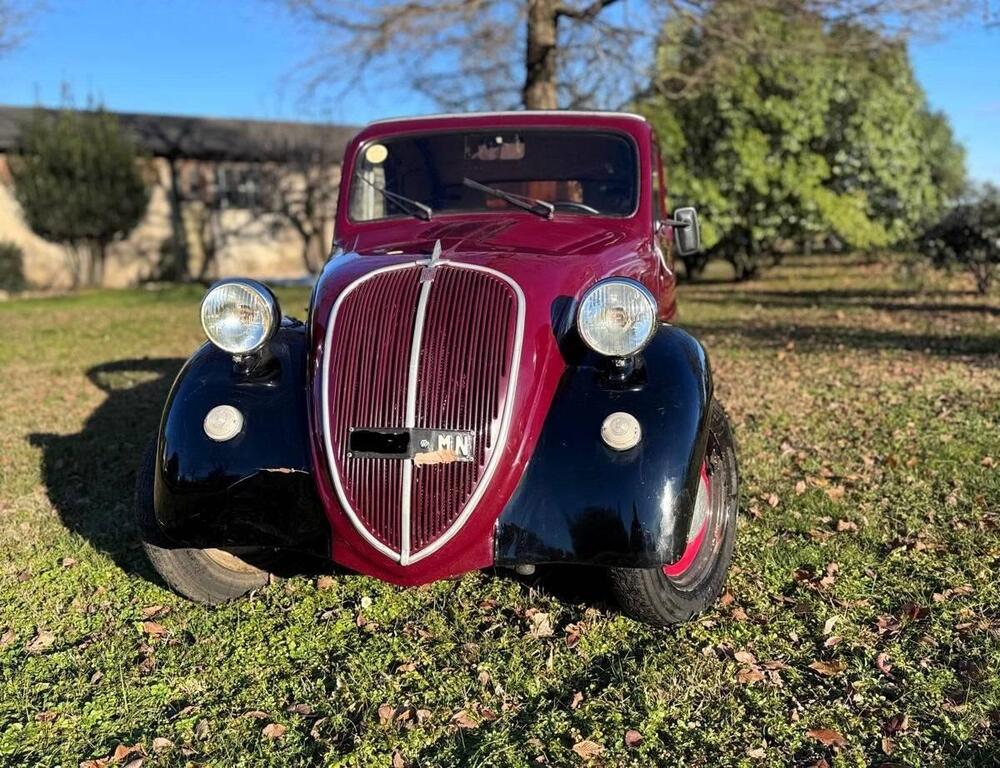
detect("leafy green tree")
[918,187,999,294]
[9,108,150,287]
[640,6,965,280]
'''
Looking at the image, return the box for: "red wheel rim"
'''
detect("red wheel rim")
[662,462,711,579]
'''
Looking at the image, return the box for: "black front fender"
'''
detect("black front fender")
[153,324,328,554]
[495,325,712,568]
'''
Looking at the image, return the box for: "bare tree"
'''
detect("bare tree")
[0,0,32,57]
[255,147,341,274]
[281,0,971,111]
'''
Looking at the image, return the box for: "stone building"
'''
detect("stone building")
[0,105,355,288]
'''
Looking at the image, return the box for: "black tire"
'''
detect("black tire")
[134,439,272,604]
[610,400,738,626]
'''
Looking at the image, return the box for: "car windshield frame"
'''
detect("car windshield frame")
[346,127,641,224]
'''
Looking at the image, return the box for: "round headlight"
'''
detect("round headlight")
[576,278,657,357]
[200,280,280,355]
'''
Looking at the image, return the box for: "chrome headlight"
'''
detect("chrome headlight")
[576,278,657,357]
[200,279,280,355]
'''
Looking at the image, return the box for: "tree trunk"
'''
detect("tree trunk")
[303,230,326,274]
[87,242,106,287]
[167,157,191,281]
[523,0,559,109]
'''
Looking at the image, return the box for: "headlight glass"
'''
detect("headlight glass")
[577,278,657,357]
[200,280,279,355]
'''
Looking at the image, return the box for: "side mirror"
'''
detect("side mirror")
[670,207,701,256]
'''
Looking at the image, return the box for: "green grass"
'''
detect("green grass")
[0,255,997,767]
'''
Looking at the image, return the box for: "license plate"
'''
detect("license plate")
[348,428,475,464]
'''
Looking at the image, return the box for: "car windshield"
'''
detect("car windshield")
[348,129,638,221]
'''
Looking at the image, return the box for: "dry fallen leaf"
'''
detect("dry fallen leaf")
[734,650,757,666]
[111,743,146,762]
[377,704,395,726]
[901,603,929,621]
[527,611,553,638]
[809,659,847,677]
[61,557,78,568]
[826,485,846,502]
[286,703,313,716]
[737,667,766,685]
[151,737,174,753]
[572,739,604,760]
[766,493,780,508]
[807,728,847,748]
[392,751,405,768]
[835,519,858,532]
[316,575,335,590]
[140,605,170,620]
[624,729,643,748]
[141,621,167,638]
[876,652,893,676]
[570,691,584,709]
[822,617,839,635]
[883,714,909,735]
[747,746,766,759]
[26,629,55,653]
[451,710,478,729]
[262,723,287,740]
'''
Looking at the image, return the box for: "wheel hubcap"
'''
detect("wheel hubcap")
[662,456,728,590]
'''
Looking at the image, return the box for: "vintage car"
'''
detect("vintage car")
[134,111,739,626]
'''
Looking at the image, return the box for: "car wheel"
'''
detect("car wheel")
[609,400,738,626]
[134,439,272,604]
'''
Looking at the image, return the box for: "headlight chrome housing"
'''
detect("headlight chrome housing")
[200,279,280,356]
[576,278,657,357]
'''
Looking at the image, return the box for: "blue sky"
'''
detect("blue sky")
[1,0,998,182]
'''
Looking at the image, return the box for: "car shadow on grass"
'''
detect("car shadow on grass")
[30,357,186,582]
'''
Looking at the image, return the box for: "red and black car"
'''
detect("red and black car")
[135,111,739,626]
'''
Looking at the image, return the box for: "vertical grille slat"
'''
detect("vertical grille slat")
[325,263,519,559]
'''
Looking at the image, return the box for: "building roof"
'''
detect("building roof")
[0,105,358,162]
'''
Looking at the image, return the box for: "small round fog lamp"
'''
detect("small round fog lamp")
[204,405,244,442]
[601,411,641,451]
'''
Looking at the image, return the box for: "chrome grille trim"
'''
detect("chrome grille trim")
[321,254,524,565]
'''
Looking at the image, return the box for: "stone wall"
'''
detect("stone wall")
[0,155,337,289]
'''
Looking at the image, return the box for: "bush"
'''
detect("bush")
[9,108,150,287]
[918,191,999,294]
[0,241,27,293]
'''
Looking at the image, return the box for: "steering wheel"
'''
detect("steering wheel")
[550,201,601,214]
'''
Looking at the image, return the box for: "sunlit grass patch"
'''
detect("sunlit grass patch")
[0,256,996,767]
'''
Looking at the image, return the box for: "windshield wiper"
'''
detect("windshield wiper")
[354,172,433,221]
[462,177,554,219]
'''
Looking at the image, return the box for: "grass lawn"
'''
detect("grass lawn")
[0,255,997,767]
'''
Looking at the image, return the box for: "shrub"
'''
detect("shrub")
[918,191,1000,294]
[0,241,27,293]
[8,108,150,287]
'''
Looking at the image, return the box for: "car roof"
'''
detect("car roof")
[365,110,647,127]
[353,111,650,143]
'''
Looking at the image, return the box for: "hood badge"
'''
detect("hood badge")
[419,239,443,283]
